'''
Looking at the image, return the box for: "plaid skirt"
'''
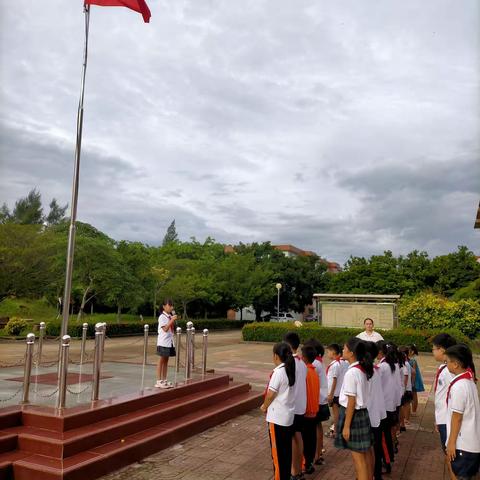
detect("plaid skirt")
[334,406,373,452]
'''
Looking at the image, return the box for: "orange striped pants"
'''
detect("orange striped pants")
[268,422,293,480]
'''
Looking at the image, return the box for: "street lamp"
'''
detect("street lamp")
[275,283,282,320]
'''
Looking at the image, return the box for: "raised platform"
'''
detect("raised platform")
[0,374,263,480]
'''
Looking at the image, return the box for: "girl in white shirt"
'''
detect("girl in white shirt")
[260,342,296,480]
[445,344,479,480]
[398,347,413,432]
[334,337,374,480]
[155,299,177,389]
[377,341,399,468]
[365,341,388,480]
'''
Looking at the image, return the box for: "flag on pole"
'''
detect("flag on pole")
[84,0,151,23]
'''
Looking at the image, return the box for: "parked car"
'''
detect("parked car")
[270,312,295,323]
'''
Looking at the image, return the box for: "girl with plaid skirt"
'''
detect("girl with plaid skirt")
[335,337,374,480]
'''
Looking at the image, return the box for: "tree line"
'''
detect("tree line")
[1,190,479,321]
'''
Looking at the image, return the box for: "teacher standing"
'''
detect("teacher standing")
[356,318,384,342]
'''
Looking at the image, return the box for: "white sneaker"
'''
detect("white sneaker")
[155,380,173,389]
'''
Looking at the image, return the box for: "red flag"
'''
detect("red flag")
[85,0,151,23]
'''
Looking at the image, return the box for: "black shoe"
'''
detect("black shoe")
[303,464,315,475]
[383,463,392,474]
[400,426,406,432]
[314,457,324,465]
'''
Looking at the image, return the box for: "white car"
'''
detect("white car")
[270,313,295,323]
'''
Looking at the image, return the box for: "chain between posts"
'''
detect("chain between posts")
[66,382,91,395]
[34,386,60,398]
[0,384,24,403]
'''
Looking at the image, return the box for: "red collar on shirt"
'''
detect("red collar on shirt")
[353,363,366,374]
[434,364,447,393]
[379,358,385,364]
[446,370,473,406]
[326,356,341,375]
[316,355,323,363]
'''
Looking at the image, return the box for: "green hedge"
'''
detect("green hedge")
[45,319,251,338]
[398,292,480,339]
[241,322,470,352]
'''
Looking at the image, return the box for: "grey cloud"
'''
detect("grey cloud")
[1,0,479,264]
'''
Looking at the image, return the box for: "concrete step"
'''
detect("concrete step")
[15,382,251,458]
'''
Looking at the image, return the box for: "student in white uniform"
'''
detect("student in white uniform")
[155,298,177,389]
[305,338,330,467]
[284,332,307,480]
[260,342,296,480]
[398,347,412,432]
[376,341,399,468]
[334,337,374,480]
[365,341,388,480]
[432,333,457,449]
[445,344,479,480]
[326,343,346,438]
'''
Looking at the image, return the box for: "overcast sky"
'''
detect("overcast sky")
[0,0,479,264]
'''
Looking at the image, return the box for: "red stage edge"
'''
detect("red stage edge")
[0,374,263,480]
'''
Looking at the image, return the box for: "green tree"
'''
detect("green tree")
[218,253,274,320]
[430,246,480,297]
[0,224,60,300]
[45,199,68,225]
[11,189,43,224]
[162,220,178,246]
[158,258,214,318]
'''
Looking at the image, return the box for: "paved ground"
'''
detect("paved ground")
[1,330,479,479]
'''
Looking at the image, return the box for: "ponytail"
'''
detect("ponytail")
[346,337,374,380]
[273,342,296,387]
[446,344,477,383]
[380,341,398,373]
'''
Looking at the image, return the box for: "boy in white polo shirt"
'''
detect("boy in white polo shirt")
[326,343,346,438]
[284,332,307,480]
[432,333,457,449]
[445,344,479,480]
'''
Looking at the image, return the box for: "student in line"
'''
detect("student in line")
[301,344,320,475]
[334,337,374,480]
[408,344,425,416]
[260,342,296,480]
[432,333,457,449]
[365,341,388,480]
[376,340,398,467]
[393,344,404,450]
[155,298,177,389]
[398,346,413,431]
[325,343,346,438]
[304,338,330,466]
[445,344,479,480]
[284,332,307,480]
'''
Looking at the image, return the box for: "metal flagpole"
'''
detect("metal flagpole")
[60,4,91,341]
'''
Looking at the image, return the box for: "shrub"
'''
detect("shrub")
[398,292,480,338]
[5,317,28,336]
[241,322,470,352]
[45,319,251,338]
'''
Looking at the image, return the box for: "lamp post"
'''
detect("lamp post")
[275,283,282,320]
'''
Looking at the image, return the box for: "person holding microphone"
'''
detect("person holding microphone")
[155,298,177,389]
